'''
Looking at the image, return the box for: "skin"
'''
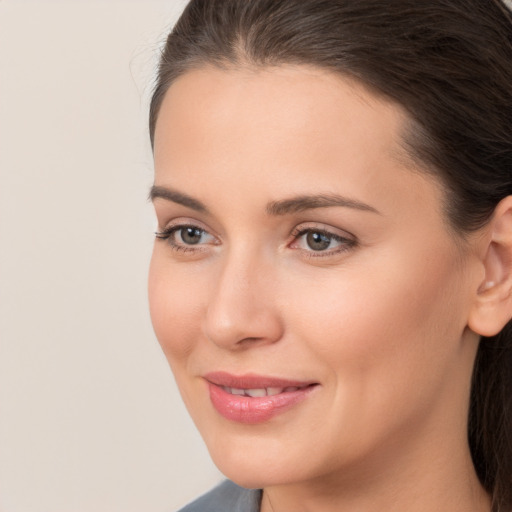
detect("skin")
[149,65,497,511]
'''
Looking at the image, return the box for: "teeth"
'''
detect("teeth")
[222,386,304,397]
[245,388,267,398]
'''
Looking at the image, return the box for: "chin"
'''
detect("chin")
[206,439,314,489]
[216,464,290,490]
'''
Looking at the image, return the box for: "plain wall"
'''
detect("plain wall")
[0,1,222,511]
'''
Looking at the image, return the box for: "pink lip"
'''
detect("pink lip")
[204,371,318,424]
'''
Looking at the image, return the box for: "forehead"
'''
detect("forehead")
[153,64,410,168]
[153,65,445,226]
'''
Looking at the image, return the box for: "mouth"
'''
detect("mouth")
[219,385,309,397]
[204,372,319,424]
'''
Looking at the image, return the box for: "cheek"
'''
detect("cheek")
[148,250,206,364]
[286,242,467,401]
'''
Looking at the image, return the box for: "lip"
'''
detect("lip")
[204,371,319,424]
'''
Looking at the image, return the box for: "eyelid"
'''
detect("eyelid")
[157,216,213,233]
[290,222,356,240]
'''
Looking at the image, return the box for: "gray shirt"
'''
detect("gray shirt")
[178,481,261,512]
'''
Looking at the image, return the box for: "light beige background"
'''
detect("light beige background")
[0,1,222,511]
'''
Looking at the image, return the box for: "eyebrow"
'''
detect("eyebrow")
[266,194,380,216]
[149,185,209,213]
[149,185,380,216]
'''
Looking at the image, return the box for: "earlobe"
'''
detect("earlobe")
[468,196,512,337]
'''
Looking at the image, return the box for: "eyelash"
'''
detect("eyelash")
[155,225,213,253]
[289,227,357,258]
[155,224,357,257]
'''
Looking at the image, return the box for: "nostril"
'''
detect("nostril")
[238,336,265,345]
[228,336,277,350]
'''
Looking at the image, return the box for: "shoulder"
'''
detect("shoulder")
[177,480,262,512]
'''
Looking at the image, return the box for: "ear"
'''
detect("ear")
[468,196,512,337]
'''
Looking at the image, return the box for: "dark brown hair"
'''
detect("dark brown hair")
[149,1,512,509]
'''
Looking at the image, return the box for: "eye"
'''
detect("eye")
[155,224,217,251]
[175,226,207,245]
[304,231,334,251]
[290,226,356,256]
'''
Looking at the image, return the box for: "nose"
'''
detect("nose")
[203,249,284,350]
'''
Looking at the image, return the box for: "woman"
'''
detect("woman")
[147,1,512,511]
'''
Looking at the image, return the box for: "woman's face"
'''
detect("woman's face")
[149,66,481,488]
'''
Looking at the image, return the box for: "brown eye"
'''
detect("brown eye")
[306,231,332,251]
[180,227,203,245]
[290,226,357,257]
[155,223,217,251]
